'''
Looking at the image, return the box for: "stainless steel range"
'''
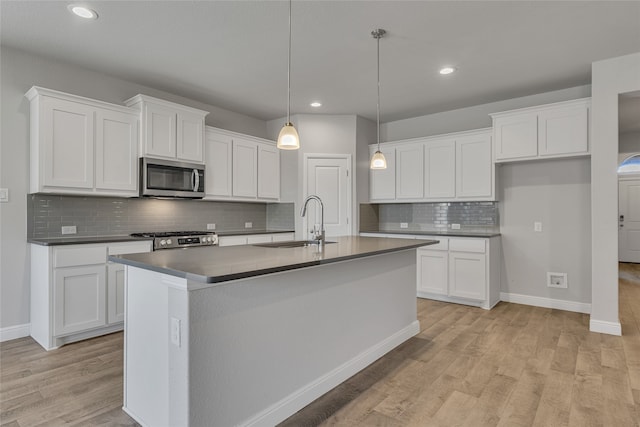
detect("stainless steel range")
[130,231,218,250]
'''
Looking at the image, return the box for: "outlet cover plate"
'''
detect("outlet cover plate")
[547,272,567,288]
[61,225,77,235]
[207,223,216,230]
[245,222,252,228]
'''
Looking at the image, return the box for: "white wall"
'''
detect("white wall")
[619,131,640,160]
[591,52,640,335]
[499,159,591,305]
[382,86,594,309]
[382,86,591,141]
[0,46,269,332]
[267,114,360,239]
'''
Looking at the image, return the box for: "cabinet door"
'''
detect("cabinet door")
[143,102,176,158]
[177,110,204,162]
[95,109,138,194]
[538,104,588,157]
[205,131,233,197]
[493,113,537,161]
[456,132,493,199]
[107,262,125,324]
[218,236,249,246]
[424,139,455,199]
[448,252,486,301]
[246,234,272,244]
[232,139,258,198]
[41,97,94,190]
[257,144,280,200]
[417,249,448,296]
[396,143,424,199]
[369,146,396,201]
[53,265,106,336]
[272,233,295,242]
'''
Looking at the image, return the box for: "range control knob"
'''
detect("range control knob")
[167,239,172,245]
[160,239,167,246]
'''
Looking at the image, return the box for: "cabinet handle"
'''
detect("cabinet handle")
[192,169,200,192]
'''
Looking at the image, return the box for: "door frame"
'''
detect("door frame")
[302,153,353,238]
[618,170,640,263]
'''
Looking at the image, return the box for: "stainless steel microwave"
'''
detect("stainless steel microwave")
[140,158,205,198]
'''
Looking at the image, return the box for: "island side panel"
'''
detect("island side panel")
[187,249,419,427]
[123,266,190,427]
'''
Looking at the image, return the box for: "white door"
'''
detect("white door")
[618,179,640,263]
[305,156,351,238]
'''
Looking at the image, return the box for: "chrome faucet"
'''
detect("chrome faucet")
[300,195,325,247]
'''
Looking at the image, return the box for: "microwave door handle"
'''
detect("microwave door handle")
[193,169,200,192]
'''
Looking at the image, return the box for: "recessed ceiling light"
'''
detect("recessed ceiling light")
[439,66,456,75]
[68,4,98,19]
[310,102,322,108]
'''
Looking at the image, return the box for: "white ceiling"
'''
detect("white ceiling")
[2,1,639,123]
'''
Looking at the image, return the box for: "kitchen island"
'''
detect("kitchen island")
[111,236,435,427]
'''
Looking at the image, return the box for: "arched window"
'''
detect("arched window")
[618,154,640,174]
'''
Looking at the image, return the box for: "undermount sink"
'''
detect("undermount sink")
[253,240,336,248]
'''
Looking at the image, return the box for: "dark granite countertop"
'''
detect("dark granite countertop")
[110,236,436,284]
[360,230,501,238]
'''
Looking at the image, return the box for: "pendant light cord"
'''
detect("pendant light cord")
[376,32,380,149]
[287,0,292,124]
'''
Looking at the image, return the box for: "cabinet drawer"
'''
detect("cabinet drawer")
[449,239,486,253]
[416,237,448,251]
[247,235,272,244]
[108,242,152,255]
[54,246,106,267]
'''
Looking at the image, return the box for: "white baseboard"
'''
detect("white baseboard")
[0,323,31,342]
[500,292,591,314]
[589,319,622,336]
[242,320,421,427]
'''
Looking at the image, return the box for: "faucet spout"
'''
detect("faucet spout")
[300,195,325,246]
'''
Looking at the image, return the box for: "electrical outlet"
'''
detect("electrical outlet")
[451,223,461,230]
[534,222,543,232]
[207,223,216,230]
[400,222,408,229]
[170,318,181,347]
[61,225,77,235]
[0,188,8,203]
[547,272,567,289]
[245,222,252,228]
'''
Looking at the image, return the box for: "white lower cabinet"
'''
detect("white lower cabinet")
[53,265,106,336]
[218,232,295,247]
[30,240,152,350]
[417,236,500,309]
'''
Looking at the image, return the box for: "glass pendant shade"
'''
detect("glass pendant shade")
[277,122,300,150]
[370,150,387,169]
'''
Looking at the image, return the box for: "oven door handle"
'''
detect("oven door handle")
[192,169,200,192]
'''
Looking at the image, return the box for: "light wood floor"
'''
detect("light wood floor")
[2,265,639,426]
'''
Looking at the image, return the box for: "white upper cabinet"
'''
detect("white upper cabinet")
[491,98,590,163]
[205,127,280,202]
[369,145,396,201]
[204,129,233,198]
[125,94,208,163]
[424,138,456,199]
[95,109,138,193]
[456,131,493,199]
[538,103,589,157]
[257,144,280,200]
[395,142,424,200]
[233,138,258,198]
[369,128,495,203]
[26,86,139,196]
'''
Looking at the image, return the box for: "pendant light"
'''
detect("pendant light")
[277,0,300,150]
[370,29,387,169]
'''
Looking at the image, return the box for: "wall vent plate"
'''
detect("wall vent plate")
[547,272,567,288]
